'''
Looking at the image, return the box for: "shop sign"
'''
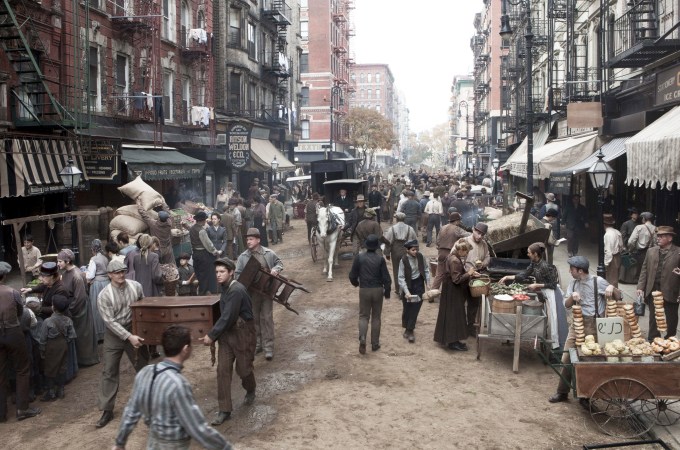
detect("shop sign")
[656,64,680,107]
[82,141,120,183]
[227,125,251,169]
[596,317,625,345]
[549,173,572,195]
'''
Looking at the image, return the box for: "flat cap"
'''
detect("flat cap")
[567,255,589,271]
[0,261,11,276]
[214,257,236,270]
[474,222,488,235]
[246,227,261,238]
[194,211,208,221]
[107,260,128,273]
[404,239,419,249]
[394,212,406,220]
[364,208,377,218]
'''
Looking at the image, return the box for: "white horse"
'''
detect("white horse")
[316,206,345,282]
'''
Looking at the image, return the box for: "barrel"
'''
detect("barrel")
[492,295,516,313]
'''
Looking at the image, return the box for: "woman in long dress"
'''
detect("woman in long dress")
[434,238,480,351]
[86,239,110,342]
[130,234,164,297]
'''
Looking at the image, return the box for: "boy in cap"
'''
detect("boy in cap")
[19,235,42,279]
[398,240,430,343]
[177,253,197,296]
[38,294,77,401]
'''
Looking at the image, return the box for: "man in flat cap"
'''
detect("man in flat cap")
[235,228,283,361]
[190,211,220,295]
[353,208,383,256]
[349,235,391,354]
[383,212,417,293]
[628,211,657,280]
[201,257,257,425]
[549,255,614,404]
[136,198,175,266]
[636,226,680,340]
[267,194,285,245]
[0,261,41,421]
[95,260,149,428]
[432,212,470,291]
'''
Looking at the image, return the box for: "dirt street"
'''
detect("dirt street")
[3,220,629,449]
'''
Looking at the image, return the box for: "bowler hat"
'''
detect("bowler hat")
[567,255,589,271]
[214,257,236,270]
[194,211,208,221]
[365,234,380,251]
[656,226,676,236]
[474,222,488,235]
[448,212,462,222]
[404,239,419,249]
[603,214,615,225]
[246,227,261,238]
[40,262,59,276]
[107,260,128,273]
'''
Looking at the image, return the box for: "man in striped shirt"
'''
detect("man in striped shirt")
[114,325,232,450]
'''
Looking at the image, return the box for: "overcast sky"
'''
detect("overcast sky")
[351,0,484,133]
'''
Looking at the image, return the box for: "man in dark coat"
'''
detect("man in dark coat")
[344,194,367,237]
[336,188,353,214]
[137,199,175,266]
[349,235,391,354]
[368,184,383,223]
[200,257,256,425]
[562,194,588,257]
[353,208,383,256]
[399,191,421,232]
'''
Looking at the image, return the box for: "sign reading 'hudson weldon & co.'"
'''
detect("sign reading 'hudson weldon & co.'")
[228,125,251,168]
[656,63,680,107]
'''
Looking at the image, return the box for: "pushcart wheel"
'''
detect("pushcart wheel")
[589,378,657,439]
[656,399,680,426]
[310,229,320,263]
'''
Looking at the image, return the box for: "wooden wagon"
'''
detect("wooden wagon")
[570,348,680,439]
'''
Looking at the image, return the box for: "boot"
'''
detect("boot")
[41,389,57,402]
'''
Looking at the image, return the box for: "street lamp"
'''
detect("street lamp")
[492,157,500,195]
[500,0,534,195]
[458,100,470,171]
[270,156,279,189]
[587,149,615,279]
[329,84,344,161]
[59,159,83,266]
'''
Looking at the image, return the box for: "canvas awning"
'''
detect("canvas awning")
[122,145,205,180]
[549,137,628,194]
[247,138,295,172]
[510,131,600,180]
[626,105,680,189]
[0,137,87,198]
[501,121,554,172]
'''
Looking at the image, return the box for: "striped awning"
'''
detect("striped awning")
[0,137,87,198]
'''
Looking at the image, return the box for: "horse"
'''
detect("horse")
[316,205,345,282]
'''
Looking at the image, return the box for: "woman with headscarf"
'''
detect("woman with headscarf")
[434,238,480,351]
[130,234,163,297]
[86,239,110,342]
[56,248,100,370]
[500,242,560,349]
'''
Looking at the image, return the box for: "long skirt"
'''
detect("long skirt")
[71,300,100,366]
[43,336,68,379]
[433,278,468,345]
[90,279,110,341]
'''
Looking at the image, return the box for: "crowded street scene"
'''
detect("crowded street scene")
[2,0,680,448]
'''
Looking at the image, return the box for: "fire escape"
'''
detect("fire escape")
[0,0,75,129]
[262,0,292,116]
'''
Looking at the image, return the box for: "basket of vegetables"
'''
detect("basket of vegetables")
[469,275,491,297]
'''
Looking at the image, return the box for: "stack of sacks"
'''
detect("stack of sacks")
[110,176,165,242]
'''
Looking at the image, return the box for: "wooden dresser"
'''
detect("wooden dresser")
[131,296,221,345]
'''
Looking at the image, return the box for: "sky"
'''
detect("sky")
[351,0,485,133]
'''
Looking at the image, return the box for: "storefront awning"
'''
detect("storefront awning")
[626,105,680,189]
[510,131,600,180]
[501,121,554,172]
[549,137,628,194]
[122,146,205,180]
[0,137,87,198]
[294,151,351,163]
[247,138,295,172]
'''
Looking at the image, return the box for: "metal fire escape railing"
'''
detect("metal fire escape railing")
[0,0,72,127]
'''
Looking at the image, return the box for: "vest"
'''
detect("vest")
[189,223,205,250]
[0,284,21,329]
[400,252,425,293]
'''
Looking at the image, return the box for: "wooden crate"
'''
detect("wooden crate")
[487,310,547,340]
[131,296,220,345]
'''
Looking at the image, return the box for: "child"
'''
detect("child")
[177,253,198,296]
[38,294,76,401]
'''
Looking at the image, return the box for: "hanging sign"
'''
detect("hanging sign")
[227,124,251,169]
[596,317,625,345]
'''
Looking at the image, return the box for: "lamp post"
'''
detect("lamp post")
[587,149,615,279]
[500,0,534,195]
[492,157,500,195]
[270,156,279,190]
[59,159,83,266]
[458,100,470,171]
[329,84,344,161]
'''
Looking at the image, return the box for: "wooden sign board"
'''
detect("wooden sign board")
[567,102,603,129]
[596,317,625,345]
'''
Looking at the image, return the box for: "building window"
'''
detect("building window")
[300,53,309,73]
[162,0,176,42]
[163,71,174,122]
[360,73,365,82]
[351,73,356,82]
[367,73,372,83]
[198,68,206,106]
[376,73,380,83]
[367,89,372,99]
[182,77,190,123]
[0,82,6,121]
[88,46,101,111]
[301,20,308,39]
[248,82,256,116]
[180,1,190,47]
[375,88,380,99]
[229,72,241,113]
[114,54,128,114]
[300,0,308,7]
[197,10,206,29]
[247,22,256,59]
[229,8,241,46]
[301,120,310,139]
[301,86,309,106]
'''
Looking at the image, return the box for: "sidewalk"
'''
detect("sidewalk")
[550,238,679,448]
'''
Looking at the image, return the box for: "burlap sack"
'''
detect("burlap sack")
[115,204,159,221]
[109,215,148,236]
[118,176,165,210]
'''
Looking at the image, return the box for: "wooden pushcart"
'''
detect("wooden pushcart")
[570,348,680,439]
